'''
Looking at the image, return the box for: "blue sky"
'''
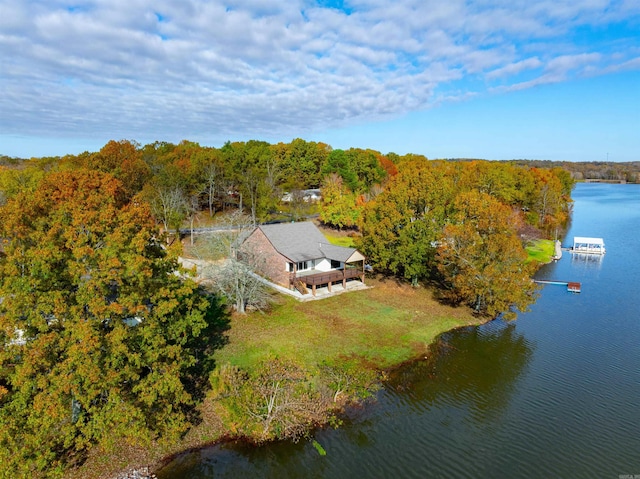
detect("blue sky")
[1,0,639,161]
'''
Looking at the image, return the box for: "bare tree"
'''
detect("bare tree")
[288,188,309,221]
[148,185,188,239]
[202,162,221,217]
[209,259,271,313]
[193,211,271,313]
[192,210,252,260]
[186,191,201,246]
[209,358,331,442]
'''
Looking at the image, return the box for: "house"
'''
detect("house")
[281,189,322,203]
[241,221,366,296]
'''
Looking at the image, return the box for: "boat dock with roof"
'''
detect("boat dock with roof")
[534,279,582,293]
[572,237,605,255]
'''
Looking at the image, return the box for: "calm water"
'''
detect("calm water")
[159,183,640,479]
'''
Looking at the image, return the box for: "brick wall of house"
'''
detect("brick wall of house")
[242,227,291,287]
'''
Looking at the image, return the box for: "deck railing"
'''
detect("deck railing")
[290,267,363,287]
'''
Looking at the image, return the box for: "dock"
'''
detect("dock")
[571,237,605,255]
[567,282,581,293]
[534,279,581,293]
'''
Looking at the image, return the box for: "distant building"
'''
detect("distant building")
[281,189,322,203]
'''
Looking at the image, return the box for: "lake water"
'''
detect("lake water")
[159,183,640,479]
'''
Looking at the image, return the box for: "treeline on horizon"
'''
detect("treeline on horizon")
[511,159,640,183]
[0,138,578,226]
[3,147,640,184]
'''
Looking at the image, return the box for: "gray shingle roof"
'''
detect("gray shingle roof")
[257,222,361,263]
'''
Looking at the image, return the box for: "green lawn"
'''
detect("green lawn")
[215,277,480,372]
[525,239,555,264]
[321,232,356,248]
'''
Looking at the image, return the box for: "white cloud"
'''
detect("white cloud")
[487,57,543,79]
[546,53,603,73]
[0,0,638,144]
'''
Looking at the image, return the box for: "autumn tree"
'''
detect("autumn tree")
[0,162,46,205]
[459,160,520,205]
[358,161,456,284]
[319,173,360,229]
[86,139,151,197]
[377,154,398,179]
[0,170,215,477]
[436,190,538,318]
[272,138,330,190]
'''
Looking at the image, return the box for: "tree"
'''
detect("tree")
[273,138,330,190]
[519,167,569,234]
[459,160,519,205]
[358,161,455,284]
[191,148,224,217]
[436,190,538,318]
[144,183,189,239]
[0,163,45,205]
[321,149,359,192]
[345,148,387,192]
[0,170,213,477]
[87,139,151,197]
[319,173,360,229]
[192,211,271,314]
[209,358,330,442]
[208,259,272,314]
[238,141,279,224]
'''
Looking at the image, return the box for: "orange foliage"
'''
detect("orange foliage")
[377,155,398,177]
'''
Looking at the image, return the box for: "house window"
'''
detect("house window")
[289,260,315,272]
[330,260,341,269]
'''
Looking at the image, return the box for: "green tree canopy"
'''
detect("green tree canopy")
[0,170,215,477]
[358,161,455,283]
[319,173,360,229]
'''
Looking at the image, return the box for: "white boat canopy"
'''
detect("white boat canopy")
[573,237,605,254]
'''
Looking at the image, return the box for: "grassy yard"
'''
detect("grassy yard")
[317,226,357,248]
[525,239,555,264]
[215,276,481,372]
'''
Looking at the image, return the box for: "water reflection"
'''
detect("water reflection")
[569,252,604,269]
[385,319,534,422]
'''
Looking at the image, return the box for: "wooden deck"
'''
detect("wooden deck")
[291,268,365,296]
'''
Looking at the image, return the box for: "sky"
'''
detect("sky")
[1,0,639,161]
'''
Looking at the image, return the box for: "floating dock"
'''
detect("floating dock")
[567,282,581,293]
[572,237,605,255]
[534,279,581,293]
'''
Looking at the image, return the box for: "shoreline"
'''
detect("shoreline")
[100,268,539,479]
[149,317,491,478]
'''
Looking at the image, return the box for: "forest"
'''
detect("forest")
[0,139,574,477]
